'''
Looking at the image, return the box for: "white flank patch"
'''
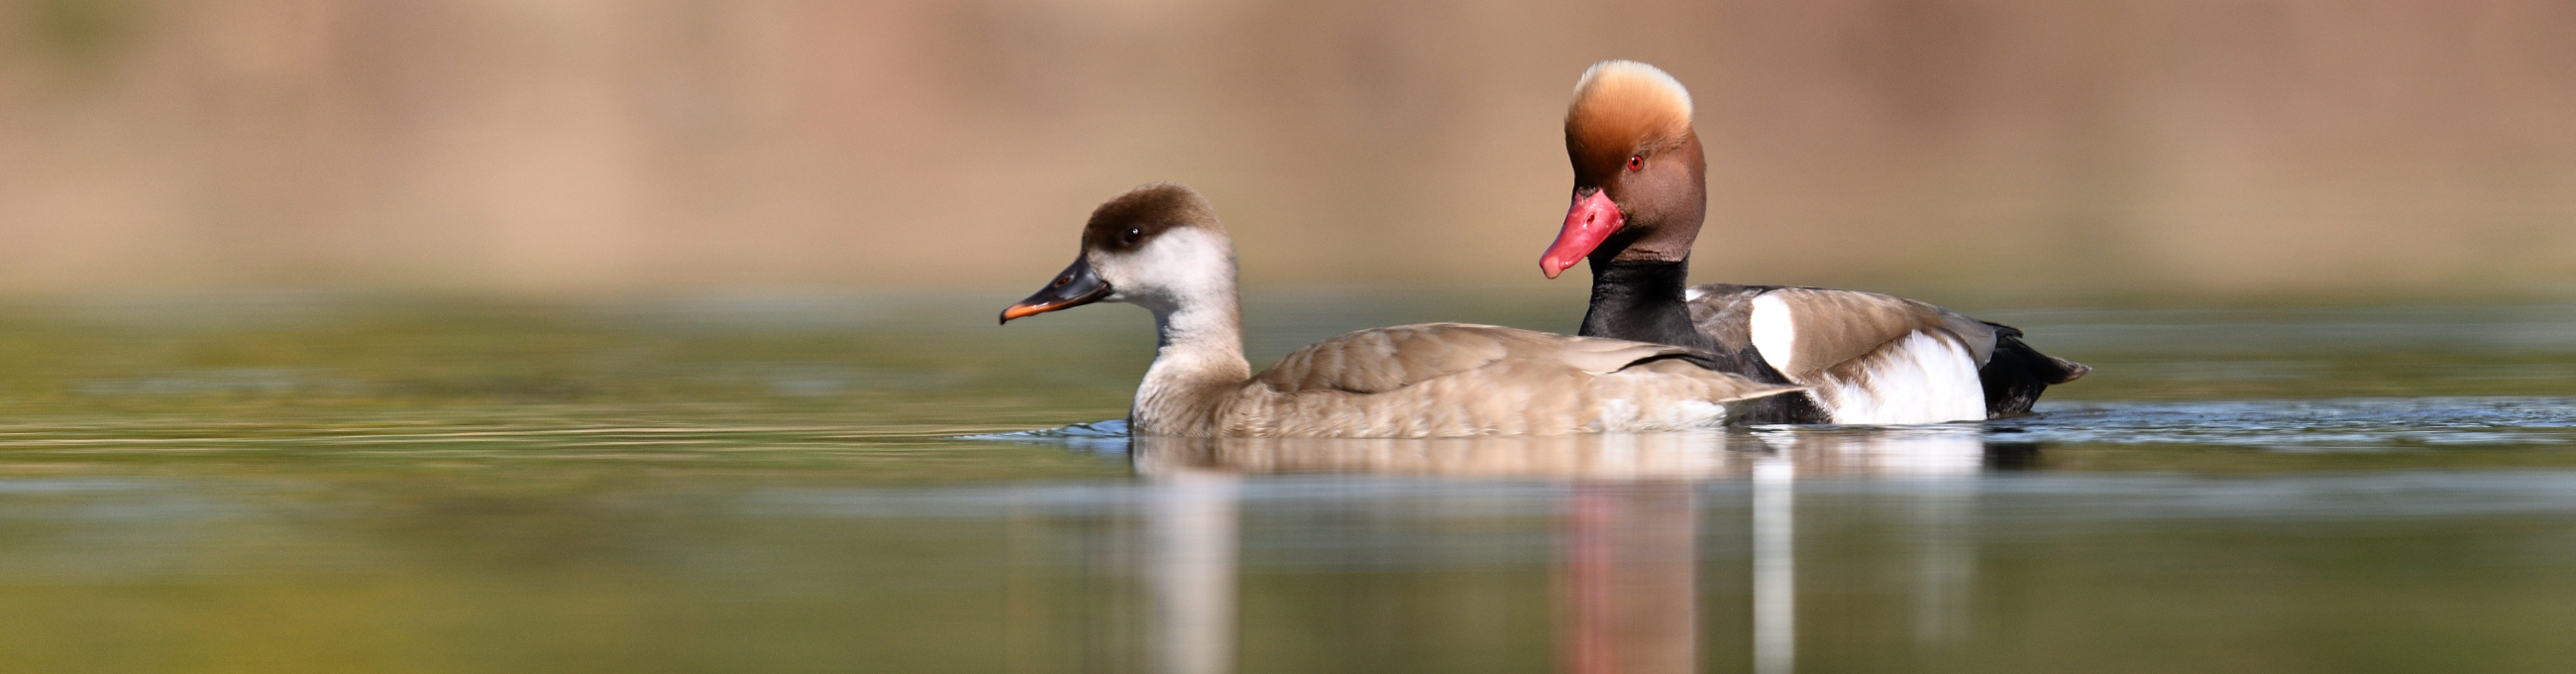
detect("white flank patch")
[1683,285,1707,301]
[1595,397,1641,430]
[1669,399,1725,428]
[1748,293,1798,374]
[1819,331,1986,425]
[1628,398,1725,431]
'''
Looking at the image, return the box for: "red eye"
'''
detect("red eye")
[1627,155,1645,171]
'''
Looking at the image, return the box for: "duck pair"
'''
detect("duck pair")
[1001,60,2088,438]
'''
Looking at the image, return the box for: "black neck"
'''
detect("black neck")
[1577,257,1714,351]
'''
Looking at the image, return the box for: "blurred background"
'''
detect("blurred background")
[7,6,2576,671]
[3,0,2573,299]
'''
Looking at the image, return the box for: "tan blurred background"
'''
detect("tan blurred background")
[3,0,2572,297]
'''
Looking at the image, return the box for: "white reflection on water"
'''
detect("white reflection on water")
[1753,454,1795,674]
[1146,469,1237,674]
[1125,426,1998,674]
[1908,471,1976,644]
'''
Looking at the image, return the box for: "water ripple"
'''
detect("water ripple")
[2007,396,2576,450]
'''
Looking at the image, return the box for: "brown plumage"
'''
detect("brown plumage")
[1081,182,1219,254]
[1715,286,1995,377]
[1128,427,2000,478]
[1232,323,1790,437]
[1004,183,1803,438]
[1130,433,1750,479]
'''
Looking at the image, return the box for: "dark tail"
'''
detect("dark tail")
[1979,323,2088,417]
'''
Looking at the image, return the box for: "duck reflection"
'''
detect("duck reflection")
[1142,467,1237,674]
[1123,426,2017,674]
[1562,480,1698,674]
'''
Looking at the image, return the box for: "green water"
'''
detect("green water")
[2,290,2574,673]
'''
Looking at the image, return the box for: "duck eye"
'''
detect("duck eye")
[1627,155,1645,171]
[1121,227,1143,245]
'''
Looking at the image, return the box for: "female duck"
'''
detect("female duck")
[1003,183,1799,438]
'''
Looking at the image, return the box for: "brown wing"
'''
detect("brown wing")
[1680,283,1770,355]
[1254,322,1697,394]
[1688,284,1996,379]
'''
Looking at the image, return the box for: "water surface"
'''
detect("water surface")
[1,290,2573,673]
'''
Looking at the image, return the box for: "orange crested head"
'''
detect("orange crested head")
[1564,60,1695,185]
[1543,60,1708,278]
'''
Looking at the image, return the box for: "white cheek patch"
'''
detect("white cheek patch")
[1819,331,1986,425]
[1094,228,1235,310]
